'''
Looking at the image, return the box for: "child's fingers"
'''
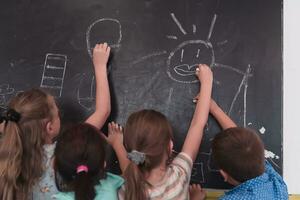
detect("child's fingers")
[108,123,114,134]
[196,184,202,190]
[193,95,199,103]
[111,122,122,132]
[107,46,111,54]
[195,66,201,75]
[103,42,108,50]
[112,122,118,133]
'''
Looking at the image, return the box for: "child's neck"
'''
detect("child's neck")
[45,135,53,144]
[146,154,168,186]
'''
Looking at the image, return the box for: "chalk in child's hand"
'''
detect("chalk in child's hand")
[192,99,198,103]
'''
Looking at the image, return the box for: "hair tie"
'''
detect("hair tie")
[0,109,21,123]
[6,109,21,123]
[127,150,146,165]
[0,116,5,123]
[76,165,89,174]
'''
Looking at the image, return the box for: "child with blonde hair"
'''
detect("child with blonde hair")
[107,64,213,200]
[0,43,111,200]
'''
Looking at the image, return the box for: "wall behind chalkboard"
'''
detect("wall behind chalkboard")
[0,0,282,189]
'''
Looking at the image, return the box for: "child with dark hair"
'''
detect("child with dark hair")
[209,99,288,200]
[51,43,124,200]
[53,123,123,200]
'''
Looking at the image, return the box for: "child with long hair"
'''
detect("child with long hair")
[53,123,124,200]
[108,64,213,200]
[0,43,111,200]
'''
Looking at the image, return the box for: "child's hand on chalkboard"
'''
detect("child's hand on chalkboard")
[93,43,111,70]
[195,64,213,85]
[189,184,206,200]
[107,122,123,148]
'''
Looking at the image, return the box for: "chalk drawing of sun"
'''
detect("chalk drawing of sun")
[166,13,240,84]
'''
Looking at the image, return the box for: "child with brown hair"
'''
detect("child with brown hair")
[209,99,288,200]
[107,64,213,200]
[0,43,111,200]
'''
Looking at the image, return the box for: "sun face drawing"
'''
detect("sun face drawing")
[165,13,253,127]
[166,13,218,83]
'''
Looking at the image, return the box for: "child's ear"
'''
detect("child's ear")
[46,120,53,135]
[46,120,59,137]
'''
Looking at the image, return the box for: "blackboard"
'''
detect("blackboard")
[0,0,282,189]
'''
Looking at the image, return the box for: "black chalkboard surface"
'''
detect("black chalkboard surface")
[0,0,282,189]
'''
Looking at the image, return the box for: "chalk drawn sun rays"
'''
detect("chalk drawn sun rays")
[166,13,220,84]
[166,13,216,83]
[165,13,253,128]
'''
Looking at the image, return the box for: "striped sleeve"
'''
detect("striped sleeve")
[171,152,193,181]
[150,152,193,200]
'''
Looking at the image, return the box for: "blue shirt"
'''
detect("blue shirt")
[220,161,288,200]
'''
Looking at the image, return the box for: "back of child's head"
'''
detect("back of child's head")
[212,127,265,183]
[123,109,173,200]
[0,88,55,200]
[54,123,106,200]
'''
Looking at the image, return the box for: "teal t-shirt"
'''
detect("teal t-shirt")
[54,173,124,200]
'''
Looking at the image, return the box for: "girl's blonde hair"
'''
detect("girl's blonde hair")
[123,109,173,200]
[0,88,55,200]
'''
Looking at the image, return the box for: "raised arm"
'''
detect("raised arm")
[181,64,213,162]
[85,43,111,129]
[209,99,237,129]
[107,122,130,174]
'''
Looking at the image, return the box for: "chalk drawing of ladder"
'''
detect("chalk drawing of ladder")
[40,53,67,98]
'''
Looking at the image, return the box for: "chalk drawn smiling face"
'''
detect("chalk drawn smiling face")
[167,40,215,83]
[166,13,218,83]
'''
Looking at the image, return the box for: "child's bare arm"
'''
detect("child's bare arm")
[182,64,213,162]
[210,99,237,129]
[85,43,111,129]
[107,122,130,173]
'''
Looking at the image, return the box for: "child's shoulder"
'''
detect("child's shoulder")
[95,172,124,193]
[172,152,193,167]
[100,172,124,188]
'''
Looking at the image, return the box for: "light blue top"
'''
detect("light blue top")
[54,173,124,200]
[32,143,58,200]
[220,161,288,200]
